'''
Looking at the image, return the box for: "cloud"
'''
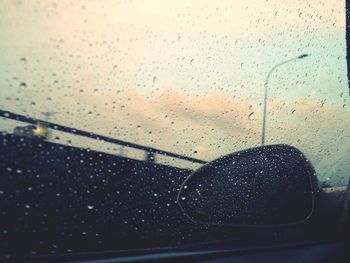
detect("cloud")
[83,84,350,185]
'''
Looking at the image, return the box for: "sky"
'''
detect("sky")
[0,0,349,185]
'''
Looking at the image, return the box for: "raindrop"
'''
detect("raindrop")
[20,57,27,63]
[19,82,27,88]
[291,110,296,115]
[87,205,94,210]
[248,112,255,120]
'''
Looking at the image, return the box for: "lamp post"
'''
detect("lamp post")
[261,54,309,145]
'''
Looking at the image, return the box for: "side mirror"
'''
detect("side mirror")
[177,144,318,226]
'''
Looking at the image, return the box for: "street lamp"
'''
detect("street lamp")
[261,54,309,145]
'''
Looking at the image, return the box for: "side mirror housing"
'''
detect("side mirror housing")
[177,144,318,226]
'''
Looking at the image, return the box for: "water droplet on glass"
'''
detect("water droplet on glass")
[291,110,296,115]
[19,82,27,88]
[87,205,94,210]
[248,112,255,120]
[152,76,157,85]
